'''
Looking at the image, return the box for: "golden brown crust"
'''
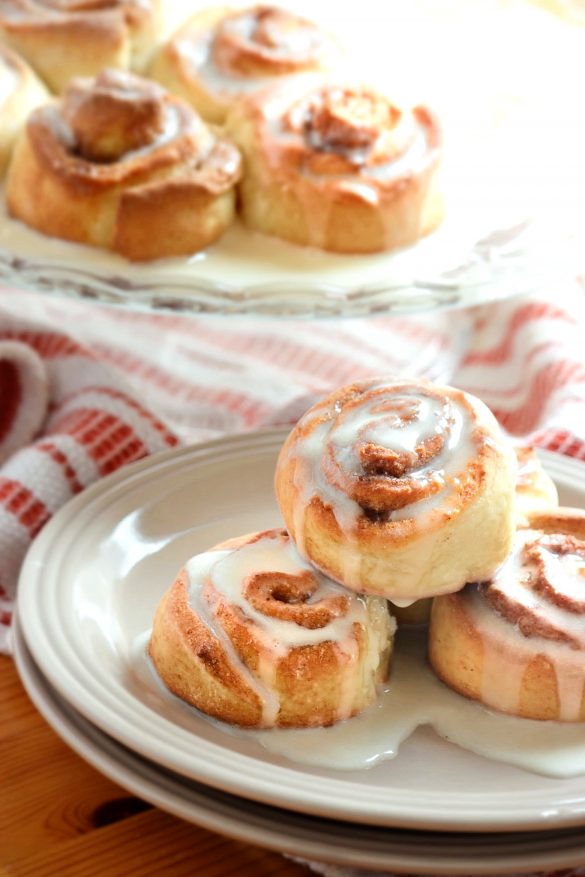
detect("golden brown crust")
[0,43,48,175]
[148,528,394,728]
[149,5,340,124]
[514,443,559,524]
[0,0,162,92]
[429,508,585,722]
[5,68,242,261]
[390,598,433,627]
[275,377,517,601]
[226,76,443,253]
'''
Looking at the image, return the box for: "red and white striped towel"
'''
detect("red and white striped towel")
[1,281,585,654]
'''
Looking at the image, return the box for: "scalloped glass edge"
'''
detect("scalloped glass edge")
[0,215,580,318]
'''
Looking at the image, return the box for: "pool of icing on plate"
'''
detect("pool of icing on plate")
[134,628,585,779]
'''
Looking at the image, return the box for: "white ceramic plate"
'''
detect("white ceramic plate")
[14,618,585,875]
[16,430,585,832]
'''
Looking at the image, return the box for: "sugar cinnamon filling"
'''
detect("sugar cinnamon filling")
[62,69,167,162]
[282,86,411,176]
[243,569,348,629]
[314,382,477,519]
[212,6,328,77]
[481,531,585,647]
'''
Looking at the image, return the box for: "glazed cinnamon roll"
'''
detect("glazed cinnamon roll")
[225,75,443,253]
[514,443,559,525]
[149,5,340,125]
[390,444,557,627]
[149,529,394,728]
[0,0,162,93]
[0,43,47,174]
[6,69,242,261]
[275,377,517,603]
[429,508,585,722]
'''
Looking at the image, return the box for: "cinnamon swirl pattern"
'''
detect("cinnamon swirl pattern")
[149,5,340,124]
[430,509,585,722]
[5,69,242,261]
[275,377,517,602]
[226,76,443,253]
[0,42,47,174]
[0,0,162,93]
[148,529,393,728]
[390,445,559,628]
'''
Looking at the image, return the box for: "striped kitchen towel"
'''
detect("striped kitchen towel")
[0,280,584,653]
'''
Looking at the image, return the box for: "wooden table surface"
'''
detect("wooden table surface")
[0,654,311,877]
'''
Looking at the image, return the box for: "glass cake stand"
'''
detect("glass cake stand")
[0,0,581,318]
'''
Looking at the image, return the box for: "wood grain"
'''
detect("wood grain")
[0,656,310,877]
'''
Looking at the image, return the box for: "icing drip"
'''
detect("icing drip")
[176,7,334,102]
[185,531,382,726]
[135,629,585,778]
[465,527,585,721]
[287,379,487,544]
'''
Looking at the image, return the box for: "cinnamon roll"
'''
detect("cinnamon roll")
[392,446,558,627]
[149,529,394,728]
[6,69,242,261]
[0,0,162,93]
[514,443,559,525]
[225,75,443,253]
[429,508,585,722]
[275,377,517,603]
[0,43,47,175]
[149,5,340,125]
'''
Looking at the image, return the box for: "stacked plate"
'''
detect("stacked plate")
[15,430,585,874]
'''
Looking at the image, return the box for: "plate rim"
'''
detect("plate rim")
[13,617,585,876]
[15,429,585,833]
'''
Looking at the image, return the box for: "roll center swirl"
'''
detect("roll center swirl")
[251,7,316,53]
[62,69,166,162]
[213,6,324,76]
[243,569,348,629]
[527,534,585,614]
[323,389,453,514]
[305,88,394,155]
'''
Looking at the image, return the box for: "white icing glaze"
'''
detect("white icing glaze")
[287,381,487,541]
[0,54,19,108]
[184,532,386,725]
[482,530,585,646]
[187,548,281,726]
[42,101,189,163]
[260,81,435,222]
[177,30,266,99]
[176,22,301,102]
[137,629,585,777]
[463,527,585,721]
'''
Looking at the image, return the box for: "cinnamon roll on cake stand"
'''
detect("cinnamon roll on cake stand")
[149,529,393,729]
[0,0,162,93]
[226,75,443,253]
[5,68,242,261]
[275,376,517,604]
[150,5,341,124]
[430,508,585,722]
[0,43,47,175]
